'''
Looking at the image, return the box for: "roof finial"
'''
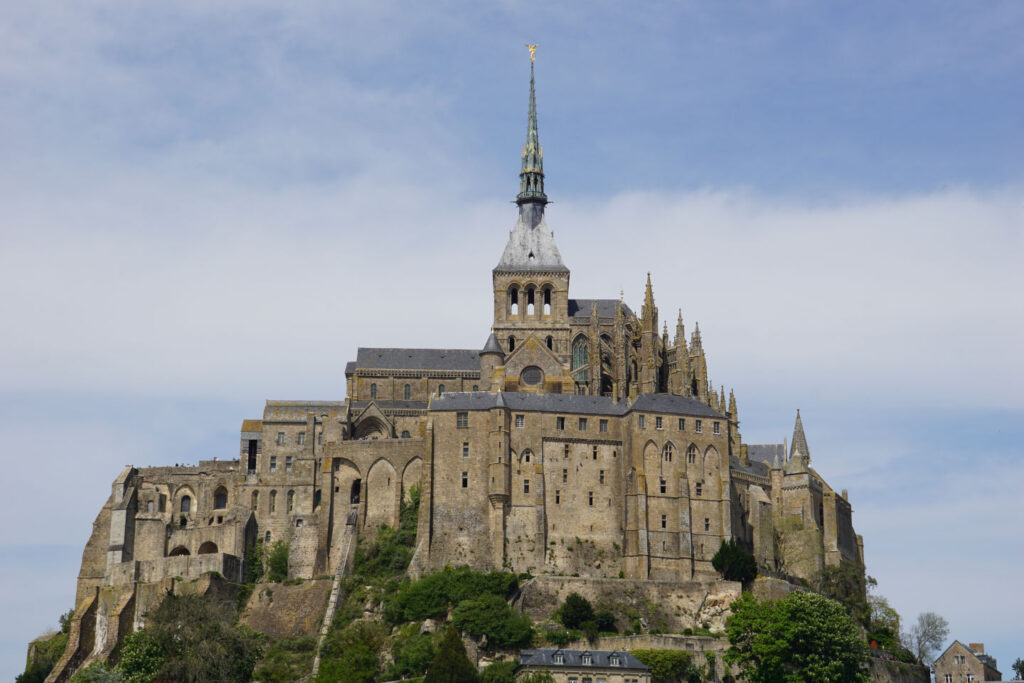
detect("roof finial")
[517,46,547,206]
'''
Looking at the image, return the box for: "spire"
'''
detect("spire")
[790,409,810,462]
[641,273,657,330]
[675,310,686,347]
[517,48,547,206]
[663,321,669,345]
[691,321,703,351]
[720,385,727,412]
[728,389,737,420]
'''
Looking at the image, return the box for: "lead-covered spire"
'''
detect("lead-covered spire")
[517,53,547,206]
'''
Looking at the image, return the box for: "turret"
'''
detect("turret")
[480,333,505,387]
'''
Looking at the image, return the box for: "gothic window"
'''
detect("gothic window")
[287,490,294,513]
[527,287,535,315]
[663,443,674,462]
[180,495,192,514]
[370,383,377,399]
[687,444,698,463]
[508,335,516,352]
[572,336,590,382]
[269,490,277,513]
[251,491,259,510]
[546,335,553,349]
[509,287,519,315]
[213,486,228,510]
[404,384,411,400]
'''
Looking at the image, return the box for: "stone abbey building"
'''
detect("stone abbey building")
[57,59,862,680]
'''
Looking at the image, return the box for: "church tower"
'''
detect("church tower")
[492,50,572,365]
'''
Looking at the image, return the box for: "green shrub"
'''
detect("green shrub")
[480,661,517,683]
[711,539,757,583]
[253,635,317,683]
[385,627,437,680]
[16,631,68,683]
[631,649,700,681]
[556,592,594,629]
[266,541,290,582]
[594,609,617,633]
[69,663,124,682]
[385,566,519,625]
[452,594,533,649]
[425,627,478,683]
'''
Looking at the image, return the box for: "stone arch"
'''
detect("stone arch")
[402,457,423,501]
[354,416,390,440]
[703,446,722,496]
[520,448,534,464]
[642,440,661,490]
[525,284,537,316]
[541,284,553,315]
[686,442,699,465]
[197,541,218,555]
[213,485,228,510]
[571,334,590,383]
[332,459,361,511]
[662,440,676,463]
[509,284,520,316]
[365,457,398,533]
[176,485,196,514]
[168,546,190,557]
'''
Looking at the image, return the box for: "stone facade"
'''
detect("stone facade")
[933,641,1002,682]
[49,62,863,681]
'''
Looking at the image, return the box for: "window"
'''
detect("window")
[599,470,605,484]
[296,518,303,528]
[687,445,697,464]
[456,412,468,428]
[265,531,271,543]
[401,430,410,438]
[713,421,721,435]
[508,335,516,352]
[438,384,445,395]
[660,478,666,494]
[599,419,608,433]
[462,442,469,458]
[663,443,674,462]
[404,383,411,400]
[554,653,564,664]
[572,337,590,382]
[563,444,570,458]
[562,469,568,483]
[582,654,592,665]
[276,431,285,445]
[287,490,294,512]
[461,472,468,488]
[705,517,710,531]
[285,456,293,471]
[524,451,531,462]
[656,416,663,429]
[270,490,277,513]
[555,490,560,504]
[556,416,565,430]
[370,383,377,399]
[695,419,703,433]
[270,456,277,472]
[578,417,587,431]
[696,482,703,496]
[943,676,952,683]
[524,480,530,494]
[515,414,524,428]
[317,431,322,445]
[592,445,598,460]
[146,500,154,513]
[472,385,478,391]
[609,655,620,666]
[679,418,685,431]
[638,415,646,428]
[214,487,227,509]
[661,514,667,529]
[546,335,553,349]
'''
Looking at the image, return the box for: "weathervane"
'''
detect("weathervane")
[525,44,537,62]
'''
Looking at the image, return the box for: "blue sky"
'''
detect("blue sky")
[1,1,1022,679]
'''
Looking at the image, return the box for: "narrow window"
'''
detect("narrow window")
[462,442,469,458]
[317,431,322,445]
[147,500,154,513]
[214,486,228,509]
[704,517,710,531]
[472,385,478,391]
[247,440,258,473]
[438,384,445,395]
[159,494,166,512]
[314,489,321,508]
[562,468,568,483]
[563,444,570,458]
[660,478,666,494]
[543,288,551,315]
[515,414,524,428]
[638,415,646,429]
[588,491,593,506]
[296,519,303,528]
[297,432,306,446]
[287,490,294,512]
[599,419,608,433]
[270,490,277,513]
[180,495,192,514]
[688,445,697,464]
[592,445,598,460]
[527,288,535,315]
[270,456,277,472]
[546,335,553,349]
[401,430,410,438]
[578,417,587,431]
[285,455,293,471]
[404,383,411,400]
[508,335,516,352]
[556,416,565,430]
[696,482,703,496]
[510,287,519,315]
[663,443,674,462]
[713,421,721,435]
[678,418,685,431]
[555,490,561,504]
[461,472,468,488]
[661,514,667,529]
[265,531,271,543]
[656,416,663,430]
[524,480,530,494]
[276,431,285,445]
[695,419,703,434]
[370,383,377,399]
[599,470,605,484]
[524,452,530,463]
[457,412,469,428]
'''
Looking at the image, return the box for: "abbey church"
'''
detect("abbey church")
[55,58,862,680]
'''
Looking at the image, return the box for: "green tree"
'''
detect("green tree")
[903,612,949,667]
[425,627,479,683]
[815,562,875,628]
[266,540,290,582]
[480,661,517,683]
[16,631,69,683]
[724,591,869,682]
[116,629,163,683]
[452,593,533,648]
[711,539,757,583]
[1011,657,1024,680]
[318,620,388,683]
[556,592,594,630]
[631,649,699,681]
[594,609,617,633]
[70,662,124,682]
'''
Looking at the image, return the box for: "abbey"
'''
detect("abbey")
[55,60,861,681]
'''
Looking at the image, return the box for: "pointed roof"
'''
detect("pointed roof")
[517,58,547,205]
[790,409,810,461]
[481,333,504,356]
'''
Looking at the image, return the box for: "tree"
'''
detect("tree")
[903,612,949,667]
[452,593,533,648]
[69,663,124,682]
[556,592,594,629]
[815,562,875,628]
[480,661,516,683]
[724,591,869,682]
[425,627,478,683]
[711,539,757,583]
[631,649,700,681]
[266,540,290,582]
[1012,657,1024,680]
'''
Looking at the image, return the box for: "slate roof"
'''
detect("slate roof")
[431,391,725,418]
[568,298,635,319]
[630,393,726,418]
[518,649,649,671]
[351,348,481,372]
[481,333,504,355]
[730,455,771,478]
[748,444,785,465]
[495,204,568,272]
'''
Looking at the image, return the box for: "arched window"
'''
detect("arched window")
[687,444,698,464]
[264,531,271,543]
[543,287,552,315]
[269,490,277,513]
[572,336,589,382]
[546,335,553,350]
[404,383,411,400]
[350,479,361,504]
[213,486,228,510]
[438,384,445,396]
[508,336,516,352]
[663,443,674,462]
[251,491,259,511]
[401,430,410,438]
[198,541,218,555]
[169,546,190,557]
[180,495,192,514]
[287,490,295,513]
[509,287,519,315]
[370,383,377,399]
[526,287,535,316]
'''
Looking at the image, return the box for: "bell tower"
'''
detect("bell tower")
[492,46,571,363]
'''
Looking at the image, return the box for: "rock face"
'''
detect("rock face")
[238,579,332,640]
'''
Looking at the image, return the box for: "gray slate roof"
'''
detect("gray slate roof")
[518,649,648,671]
[495,203,568,272]
[431,391,725,418]
[568,298,635,319]
[730,455,770,478]
[748,444,785,465]
[352,348,481,372]
[481,333,504,355]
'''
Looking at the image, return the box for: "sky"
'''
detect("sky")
[1,0,1022,678]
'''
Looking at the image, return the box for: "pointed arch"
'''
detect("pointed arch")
[686,443,699,465]
[703,445,722,496]
[402,457,423,500]
[365,458,398,533]
[571,334,590,382]
[662,441,676,463]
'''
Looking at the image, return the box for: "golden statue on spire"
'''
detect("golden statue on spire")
[525,44,537,62]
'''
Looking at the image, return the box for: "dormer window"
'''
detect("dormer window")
[553,653,564,665]
[609,654,620,666]
[582,652,592,665]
